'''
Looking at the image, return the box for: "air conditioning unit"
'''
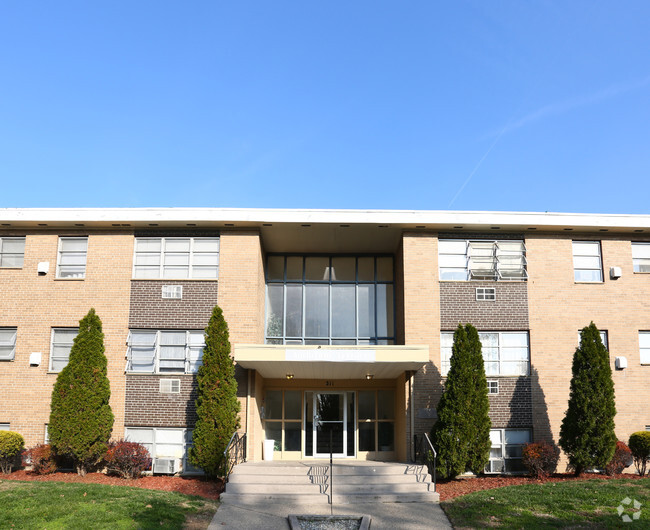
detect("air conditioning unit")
[159,379,181,394]
[154,458,176,474]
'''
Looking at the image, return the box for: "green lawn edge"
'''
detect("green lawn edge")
[441,478,650,529]
[0,480,219,530]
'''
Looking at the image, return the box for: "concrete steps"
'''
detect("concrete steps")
[220,461,440,505]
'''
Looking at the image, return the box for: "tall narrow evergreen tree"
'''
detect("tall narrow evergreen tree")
[190,305,241,478]
[49,308,113,476]
[432,323,491,478]
[559,322,616,475]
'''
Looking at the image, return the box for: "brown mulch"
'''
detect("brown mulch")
[1,470,223,500]
[436,472,645,501]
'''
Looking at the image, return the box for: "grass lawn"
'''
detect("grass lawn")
[0,480,218,529]
[442,478,650,529]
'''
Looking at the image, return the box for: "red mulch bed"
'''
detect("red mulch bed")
[436,472,645,501]
[2,470,223,500]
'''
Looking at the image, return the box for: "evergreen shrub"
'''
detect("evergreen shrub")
[432,323,491,478]
[189,305,241,478]
[559,322,617,475]
[48,308,114,476]
[522,441,559,478]
[629,431,650,476]
[104,440,151,479]
[0,431,25,474]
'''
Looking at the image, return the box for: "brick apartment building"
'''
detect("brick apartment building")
[1,208,649,474]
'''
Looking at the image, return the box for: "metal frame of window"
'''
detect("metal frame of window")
[264,255,396,345]
[441,331,530,376]
[126,330,205,374]
[439,239,527,281]
[487,380,499,394]
[0,327,17,361]
[132,237,220,279]
[632,242,650,273]
[0,237,25,268]
[572,240,603,282]
[56,237,88,279]
[49,328,78,372]
[476,287,496,301]
[639,331,650,365]
[124,426,199,474]
[487,428,531,474]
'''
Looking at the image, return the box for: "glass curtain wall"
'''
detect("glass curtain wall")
[265,255,395,345]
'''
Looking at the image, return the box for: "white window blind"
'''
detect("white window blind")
[632,243,650,273]
[572,241,602,282]
[0,328,17,361]
[133,237,219,279]
[126,330,205,373]
[57,237,88,278]
[50,328,78,371]
[0,237,25,268]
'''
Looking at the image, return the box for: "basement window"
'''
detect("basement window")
[486,429,531,473]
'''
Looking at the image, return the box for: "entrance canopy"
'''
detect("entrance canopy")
[234,344,429,379]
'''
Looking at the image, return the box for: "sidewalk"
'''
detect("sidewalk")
[209,499,452,529]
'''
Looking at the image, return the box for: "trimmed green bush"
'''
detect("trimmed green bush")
[48,308,114,476]
[432,323,491,478]
[0,431,25,474]
[559,322,616,475]
[22,444,57,475]
[629,431,650,476]
[189,305,241,478]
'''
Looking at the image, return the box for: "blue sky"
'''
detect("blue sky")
[1,1,649,213]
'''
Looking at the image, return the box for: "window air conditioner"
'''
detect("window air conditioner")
[154,458,176,474]
[159,379,181,394]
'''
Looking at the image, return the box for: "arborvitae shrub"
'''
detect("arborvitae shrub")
[605,441,633,476]
[189,305,241,478]
[522,441,560,478]
[432,323,491,478]
[104,440,151,479]
[22,444,57,475]
[559,322,616,475]
[0,431,25,474]
[629,431,650,476]
[48,308,114,476]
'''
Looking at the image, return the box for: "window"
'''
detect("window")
[487,429,531,473]
[632,243,650,273]
[265,255,395,345]
[487,380,499,394]
[57,237,88,278]
[0,237,25,268]
[0,423,9,431]
[50,328,78,372]
[572,241,602,282]
[441,331,529,376]
[639,332,650,365]
[44,424,49,443]
[124,427,198,474]
[0,327,17,361]
[578,330,608,349]
[358,390,395,453]
[439,240,527,281]
[133,237,219,279]
[476,287,496,301]
[126,330,205,373]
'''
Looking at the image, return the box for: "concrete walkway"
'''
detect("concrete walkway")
[209,498,452,529]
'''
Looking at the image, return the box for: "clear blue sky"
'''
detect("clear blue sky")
[1,1,649,213]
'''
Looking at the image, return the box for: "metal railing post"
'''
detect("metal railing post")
[329,430,333,506]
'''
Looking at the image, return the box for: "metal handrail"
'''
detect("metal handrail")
[223,431,246,486]
[414,433,437,492]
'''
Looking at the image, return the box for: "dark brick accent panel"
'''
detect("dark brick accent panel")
[488,377,532,428]
[125,375,198,427]
[440,281,529,330]
[129,280,218,329]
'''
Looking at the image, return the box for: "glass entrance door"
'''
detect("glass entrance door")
[313,392,346,457]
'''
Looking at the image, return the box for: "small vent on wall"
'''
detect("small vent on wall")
[476,287,496,301]
[159,379,181,394]
[487,380,499,394]
[162,285,183,299]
